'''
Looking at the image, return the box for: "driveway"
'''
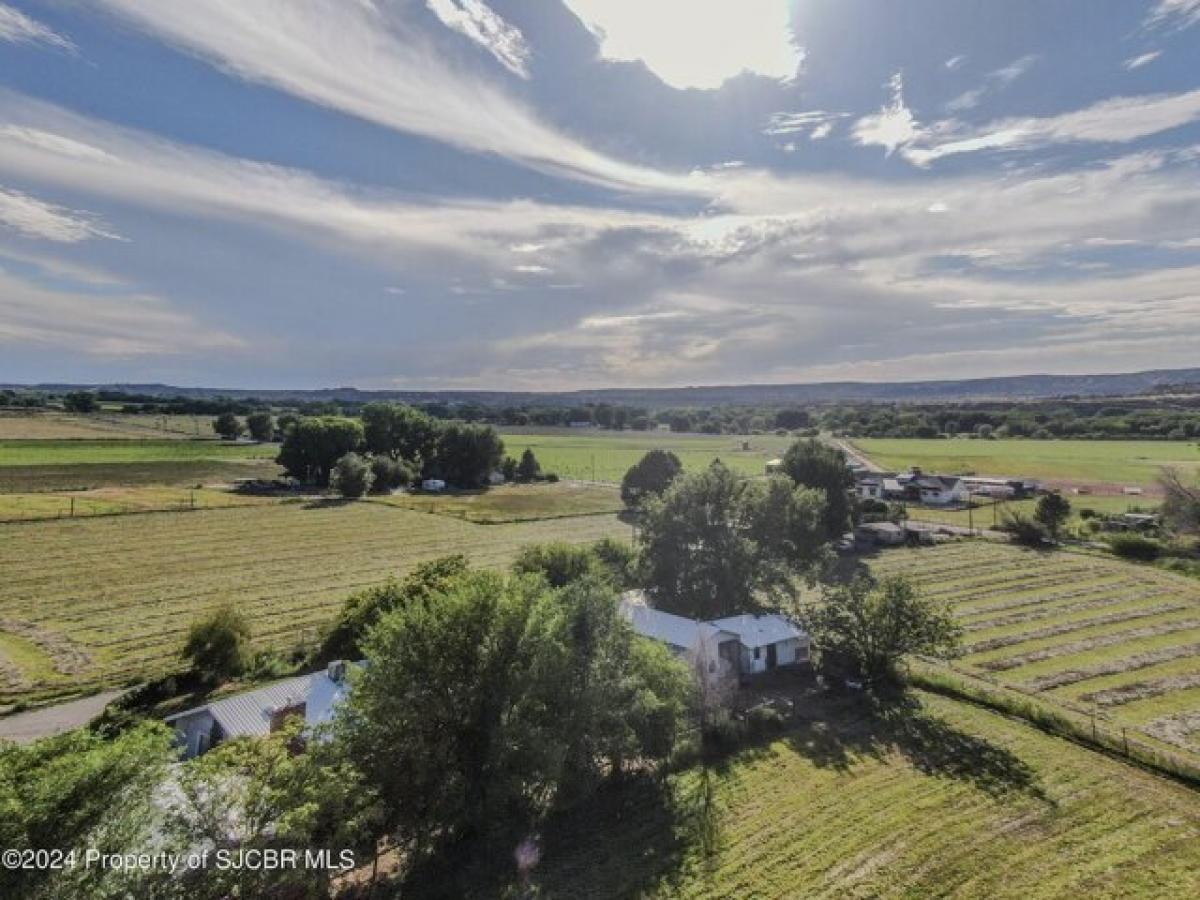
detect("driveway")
[0,690,123,744]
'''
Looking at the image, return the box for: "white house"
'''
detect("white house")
[421,478,447,492]
[709,613,809,675]
[165,660,354,759]
[619,592,740,684]
[896,469,969,505]
[856,475,886,501]
[620,591,809,681]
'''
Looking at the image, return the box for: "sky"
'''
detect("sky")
[0,0,1198,390]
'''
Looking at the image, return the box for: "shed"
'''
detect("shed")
[708,613,809,675]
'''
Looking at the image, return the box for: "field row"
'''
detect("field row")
[0,503,627,703]
[870,543,1200,757]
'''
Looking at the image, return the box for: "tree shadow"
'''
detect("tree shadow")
[787,692,1051,802]
[301,497,355,509]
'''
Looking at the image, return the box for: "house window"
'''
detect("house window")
[753,647,761,660]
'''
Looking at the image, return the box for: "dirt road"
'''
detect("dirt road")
[0,690,122,744]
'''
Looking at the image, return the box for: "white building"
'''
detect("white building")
[165,660,354,758]
[421,478,447,492]
[620,591,809,681]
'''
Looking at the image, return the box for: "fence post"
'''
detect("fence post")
[70,496,75,518]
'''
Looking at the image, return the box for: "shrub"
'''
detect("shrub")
[1108,533,1162,562]
[182,605,252,684]
[330,452,374,498]
[746,706,787,740]
[1002,511,1049,547]
[370,455,415,492]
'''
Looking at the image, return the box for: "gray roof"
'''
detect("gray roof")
[165,667,354,739]
[620,592,735,651]
[708,613,807,649]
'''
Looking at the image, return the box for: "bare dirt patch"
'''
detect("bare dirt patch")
[1144,711,1200,752]
[0,620,91,676]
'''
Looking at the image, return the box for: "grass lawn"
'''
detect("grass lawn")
[532,690,1200,899]
[0,438,276,466]
[0,502,627,704]
[867,542,1200,758]
[852,438,1200,489]
[371,481,625,523]
[498,429,794,483]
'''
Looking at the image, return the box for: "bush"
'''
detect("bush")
[182,605,252,684]
[511,542,597,588]
[745,706,787,740]
[1002,511,1049,547]
[1108,533,1162,562]
[330,452,374,498]
[370,455,415,492]
[1079,508,1098,520]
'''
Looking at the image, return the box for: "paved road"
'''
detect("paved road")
[0,690,123,744]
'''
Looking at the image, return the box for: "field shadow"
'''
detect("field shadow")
[787,693,1051,802]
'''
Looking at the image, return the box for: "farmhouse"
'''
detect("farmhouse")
[894,468,968,505]
[765,458,784,475]
[166,660,354,759]
[620,591,809,681]
[856,474,886,501]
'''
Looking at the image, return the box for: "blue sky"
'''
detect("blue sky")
[0,0,1198,389]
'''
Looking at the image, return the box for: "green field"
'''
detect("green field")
[498,429,793,483]
[0,412,216,440]
[0,502,626,704]
[868,543,1200,758]
[373,482,624,523]
[853,438,1200,489]
[534,690,1200,898]
[0,439,274,467]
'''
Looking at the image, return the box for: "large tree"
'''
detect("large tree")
[638,462,827,619]
[0,723,174,899]
[245,410,275,441]
[1034,492,1071,540]
[621,449,683,507]
[182,604,252,684]
[335,570,689,879]
[780,438,856,539]
[276,416,364,484]
[1161,468,1200,534]
[802,575,962,689]
[213,411,244,440]
[429,423,504,488]
[361,402,440,465]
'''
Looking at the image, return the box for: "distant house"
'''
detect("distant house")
[856,474,886,501]
[487,470,506,486]
[620,591,809,682]
[765,458,784,475]
[895,468,968,506]
[421,478,447,492]
[165,660,354,759]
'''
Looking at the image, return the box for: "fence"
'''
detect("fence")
[910,657,1200,788]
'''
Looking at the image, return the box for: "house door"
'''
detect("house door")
[766,643,777,670]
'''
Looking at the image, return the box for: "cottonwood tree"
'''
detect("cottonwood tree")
[430,423,504,488]
[620,449,683,507]
[802,575,961,689]
[638,462,828,619]
[245,411,275,441]
[361,402,439,465]
[780,438,856,539]
[330,452,374,498]
[335,570,689,884]
[276,416,364,484]
[213,411,244,440]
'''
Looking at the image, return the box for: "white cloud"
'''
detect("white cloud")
[944,55,1035,111]
[1124,51,1162,70]
[1146,0,1200,30]
[853,72,919,156]
[425,0,530,78]
[763,110,846,139]
[0,186,120,242]
[90,0,702,195]
[904,88,1200,166]
[944,55,966,70]
[562,0,801,90]
[0,267,242,357]
[0,2,73,50]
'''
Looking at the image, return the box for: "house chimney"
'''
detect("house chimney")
[327,659,347,683]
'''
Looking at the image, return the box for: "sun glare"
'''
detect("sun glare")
[563,0,801,90]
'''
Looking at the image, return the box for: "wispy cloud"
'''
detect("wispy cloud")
[0,185,120,242]
[944,55,1036,111]
[944,54,967,70]
[1146,0,1200,30]
[1123,50,1162,70]
[0,2,73,50]
[763,110,847,140]
[425,0,530,78]
[90,0,700,195]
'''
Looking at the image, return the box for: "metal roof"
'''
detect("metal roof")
[708,613,807,649]
[620,592,735,651]
[165,665,355,740]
